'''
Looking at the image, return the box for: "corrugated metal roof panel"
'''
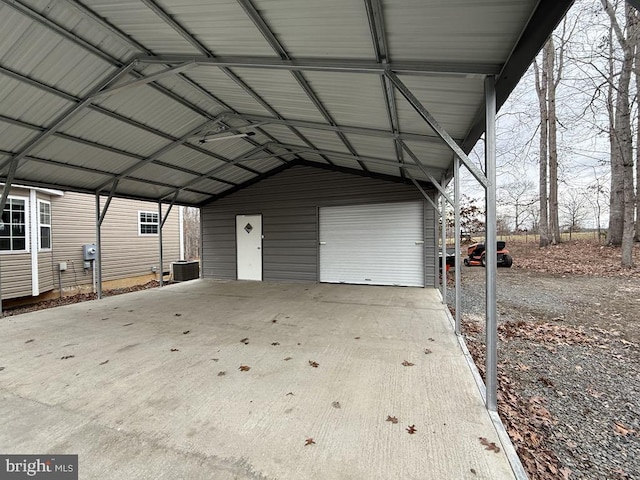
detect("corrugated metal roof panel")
[80,0,200,55]
[401,141,454,171]
[156,0,275,56]
[194,135,258,160]
[156,145,228,173]
[242,157,286,173]
[186,67,273,116]
[16,161,112,190]
[368,163,405,178]
[175,190,211,205]
[60,109,172,158]
[343,134,396,160]
[94,80,207,138]
[0,3,117,97]
[254,0,375,59]
[188,177,235,195]
[212,165,257,184]
[0,76,75,126]
[297,153,329,164]
[115,178,175,199]
[258,124,310,147]
[386,0,536,63]
[301,71,389,130]
[394,75,485,138]
[228,68,326,123]
[29,137,140,175]
[0,122,39,153]
[294,128,351,154]
[133,162,199,187]
[325,156,365,171]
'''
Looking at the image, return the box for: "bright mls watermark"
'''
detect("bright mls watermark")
[0,455,77,479]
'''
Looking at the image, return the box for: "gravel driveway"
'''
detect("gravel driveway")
[448,266,640,480]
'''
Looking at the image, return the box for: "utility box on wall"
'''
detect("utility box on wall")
[83,244,97,261]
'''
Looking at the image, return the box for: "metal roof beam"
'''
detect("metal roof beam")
[404,169,440,215]
[399,140,453,205]
[226,113,450,144]
[0,149,216,197]
[276,143,444,176]
[139,0,327,167]
[385,70,487,188]
[135,55,501,76]
[364,0,404,178]
[0,114,236,187]
[236,0,366,171]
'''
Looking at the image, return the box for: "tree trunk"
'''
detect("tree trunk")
[547,36,561,244]
[534,55,550,248]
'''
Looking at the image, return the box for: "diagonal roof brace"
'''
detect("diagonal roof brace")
[404,169,440,215]
[385,70,487,188]
[400,141,453,205]
[89,62,197,100]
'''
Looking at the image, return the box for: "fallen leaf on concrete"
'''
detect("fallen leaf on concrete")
[424,348,432,355]
[239,365,251,371]
[304,438,315,446]
[428,337,435,342]
[332,401,341,409]
[284,357,292,361]
[479,437,501,453]
[401,360,415,366]
[170,348,179,352]
[271,342,280,346]
[470,468,477,475]
[217,371,226,376]
[99,360,109,365]
[0,367,5,371]
[123,323,133,326]
[211,358,219,362]
[174,313,182,317]
[272,319,277,323]
[286,392,294,396]
[25,339,35,344]
[613,422,636,436]
[240,337,249,344]
[386,416,399,424]
[61,355,75,360]
[183,330,190,335]
[308,360,319,368]
[406,424,417,434]
[101,318,109,321]
[297,342,301,345]
[354,336,360,339]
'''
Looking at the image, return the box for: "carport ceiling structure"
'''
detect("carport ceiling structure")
[0,0,573,207]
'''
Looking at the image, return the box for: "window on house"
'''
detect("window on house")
[39,200,51,250]
[0,198,27,252]
[139,211,159,235]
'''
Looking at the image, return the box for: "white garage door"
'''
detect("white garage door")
[319,201,424,287]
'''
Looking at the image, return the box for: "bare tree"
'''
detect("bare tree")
[601,0,636,266]
[533,55,550,247]
[499,179,537,232]
[560,189,589,240]
[183,207,200,261]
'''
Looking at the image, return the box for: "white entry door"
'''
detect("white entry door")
[236,214,262,281]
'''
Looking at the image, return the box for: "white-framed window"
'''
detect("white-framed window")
[0,196,28,252]
[138,211,159,235]
[38,200,52,250]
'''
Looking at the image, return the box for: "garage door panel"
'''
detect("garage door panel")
[319,202,424,287]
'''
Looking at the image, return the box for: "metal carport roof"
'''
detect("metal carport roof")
[0,0,573,207]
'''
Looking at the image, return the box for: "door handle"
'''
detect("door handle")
[415,241,424,245]
[319,242,327,245]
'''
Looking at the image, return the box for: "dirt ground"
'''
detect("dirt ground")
[454,239,640,480]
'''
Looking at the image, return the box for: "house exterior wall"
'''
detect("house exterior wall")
[0,188,181,302]
[202,165,437,287]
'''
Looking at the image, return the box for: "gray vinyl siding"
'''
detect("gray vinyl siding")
[51,192,181,286]
[202,165,437,286]
[38,253,55,294]
[0,254,32,298]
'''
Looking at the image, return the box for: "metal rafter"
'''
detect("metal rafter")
[160,144,299,201]
[385,70,488,188]
[62,0,290,168]
[1,0,273,177]
[135,55,501,77]
[399,141,453,205]
[140,0,335,167]
[0,65,262,182]
[0,149,218,197]
[364,0,404,178]
[236,0,367,171]
[0,62,135,211]
[226,113,450,144]
[0,113,236,187]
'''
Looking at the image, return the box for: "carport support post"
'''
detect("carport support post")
[95,193,103,299]
[454,157,461,335]
[485,76,498,412]
[440,180,446,303]
[158,201,164,287]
